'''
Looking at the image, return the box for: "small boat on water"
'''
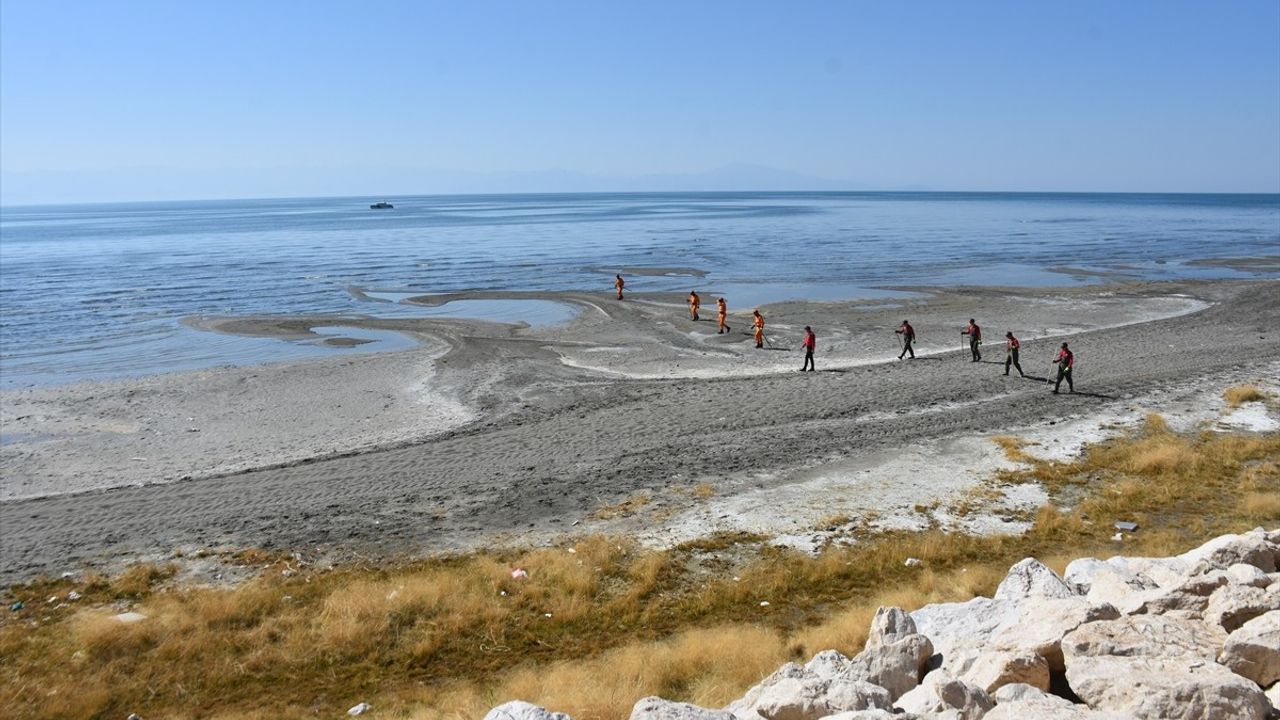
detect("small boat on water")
[370,201,394,210]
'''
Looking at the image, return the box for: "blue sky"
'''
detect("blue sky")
[2,1,1278,203]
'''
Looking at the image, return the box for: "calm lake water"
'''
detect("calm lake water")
[1,192,1277,387]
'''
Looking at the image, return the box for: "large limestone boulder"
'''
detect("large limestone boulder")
[842,607,933,701]
[1064,655,1269,720]
[1062,557,1172,614]
[989,597,1120,672]
[910,597,1019,667]
[803,650,852,683]
[1133,570,1229,617]
[1227,563,1274,588]
[1060,614,1227,663]
[1219,610,1280,687]
[750,677,892,720]
[808,711,910,720]
[893,671,993,720]
[1063,613,1267,719]
[1205,583,1279,633]
[947,648,1049,694]
[994,558,1077,602]
[1179,529,1279,574]
[484,701,574,720]
[629,697,735,720]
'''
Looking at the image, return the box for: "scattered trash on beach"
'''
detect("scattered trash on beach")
[67,591,81,601]
[566,547,576,554]
[1112,533,1124,542]
[904,557,922,567]
[759,601,770,607]
[9,601,23,612]
[114,612,147,624]
[1114,520,1139,532]
[127,714,143,720]
[511,568,528,579]
[348,702,372,716]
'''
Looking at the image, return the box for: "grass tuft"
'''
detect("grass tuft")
[1225,384,1268,408]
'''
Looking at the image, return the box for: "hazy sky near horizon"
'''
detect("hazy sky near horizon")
[3,1,1279,203]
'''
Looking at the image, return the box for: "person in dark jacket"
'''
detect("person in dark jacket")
[895,320,915,360]
[1005,332,1024,377]
[962,319,982,361]
[1053,342,1074,394]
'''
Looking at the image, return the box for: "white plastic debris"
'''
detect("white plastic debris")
[67,590,81,601]
[904,558,922,567]
[566,547,576,554]
[127,714,143,720]
[511,568,528,579]
[759,601,771,607]
[1112,533,1124,542]
[544,613,553,618]
[114,612,147,624]
[348,702,372,716]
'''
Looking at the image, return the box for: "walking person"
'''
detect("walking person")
[962,318,982,361]
[800,326,816,371]
[614,274,625,300]
[716,297,730,334]
[752,309,765,349]
[1004,331,1024,377]
[1053,342,1075,394]
[688,291,701,321]
[895,320,915,359]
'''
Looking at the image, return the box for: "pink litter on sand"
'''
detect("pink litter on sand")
[511,568,529,579]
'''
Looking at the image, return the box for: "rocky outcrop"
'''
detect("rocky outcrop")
[484,528,1280,720]
[1219,610,1280,687]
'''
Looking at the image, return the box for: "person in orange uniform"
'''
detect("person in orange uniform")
[1053,342,1074,394]
[688,291,701,321]
[614,274,625,300]
[896,320,915,360]
[716,297,730,334]
[1004,331,1024,377]
[800,326,816,371]
[752,309,765,348]
[962,318,982,361]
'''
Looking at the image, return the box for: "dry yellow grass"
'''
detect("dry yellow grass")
[1225,384,1269,408]
[2,414,1277,720]
[592,492,652,520]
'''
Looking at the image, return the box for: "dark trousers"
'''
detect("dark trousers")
[1005,349,1022,376]
[1055,366,1074,393]
[898,339,914,359]
[970,337,981,361]
[801,349,815,371]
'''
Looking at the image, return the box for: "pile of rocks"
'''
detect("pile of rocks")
[484,528,1280,720]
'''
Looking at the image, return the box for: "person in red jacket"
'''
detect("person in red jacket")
[896,320,915,359]
[962,318,982,362]
[1053,342,1074,394]
[1004,332,1024,377]
[800,326,816,371]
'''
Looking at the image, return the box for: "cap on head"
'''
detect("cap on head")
[804,325,811,331]
[1006,331,1013,337]
[969,318,975,323]
[1061,342,1069,348]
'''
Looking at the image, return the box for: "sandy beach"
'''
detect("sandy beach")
[1,278,1277,585]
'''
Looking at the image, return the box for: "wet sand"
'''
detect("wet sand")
[1,279,1277,584]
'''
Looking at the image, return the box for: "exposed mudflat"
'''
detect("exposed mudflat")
[1,280,1277,585]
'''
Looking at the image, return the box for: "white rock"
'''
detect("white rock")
[1064,655,1268,720]
[993,558,1076,602]
[752,677,892,720]
[844,633,932,701]
[865,606,918,647]
[893,671,993,719]
[904,558,922,567]
[814,710,910,720]
[1205,583,1279,633]
[911,597,1018,666]
[348,703,372,716]
[1219,610,1280,687]
[1180,531,1279,574]
[990,683,1073,707]
[1133,570,1230,617]
[1266,682,1280,714]
[1061,614,1227,664]
[484,701,574,720]
[803,650,852,682]
[629,696,735,720]
[989,597,1120,672]
[948,648,1049,694]
[985,702,1131,719]
[1227,563,1273,588]
[113,612,147,624]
